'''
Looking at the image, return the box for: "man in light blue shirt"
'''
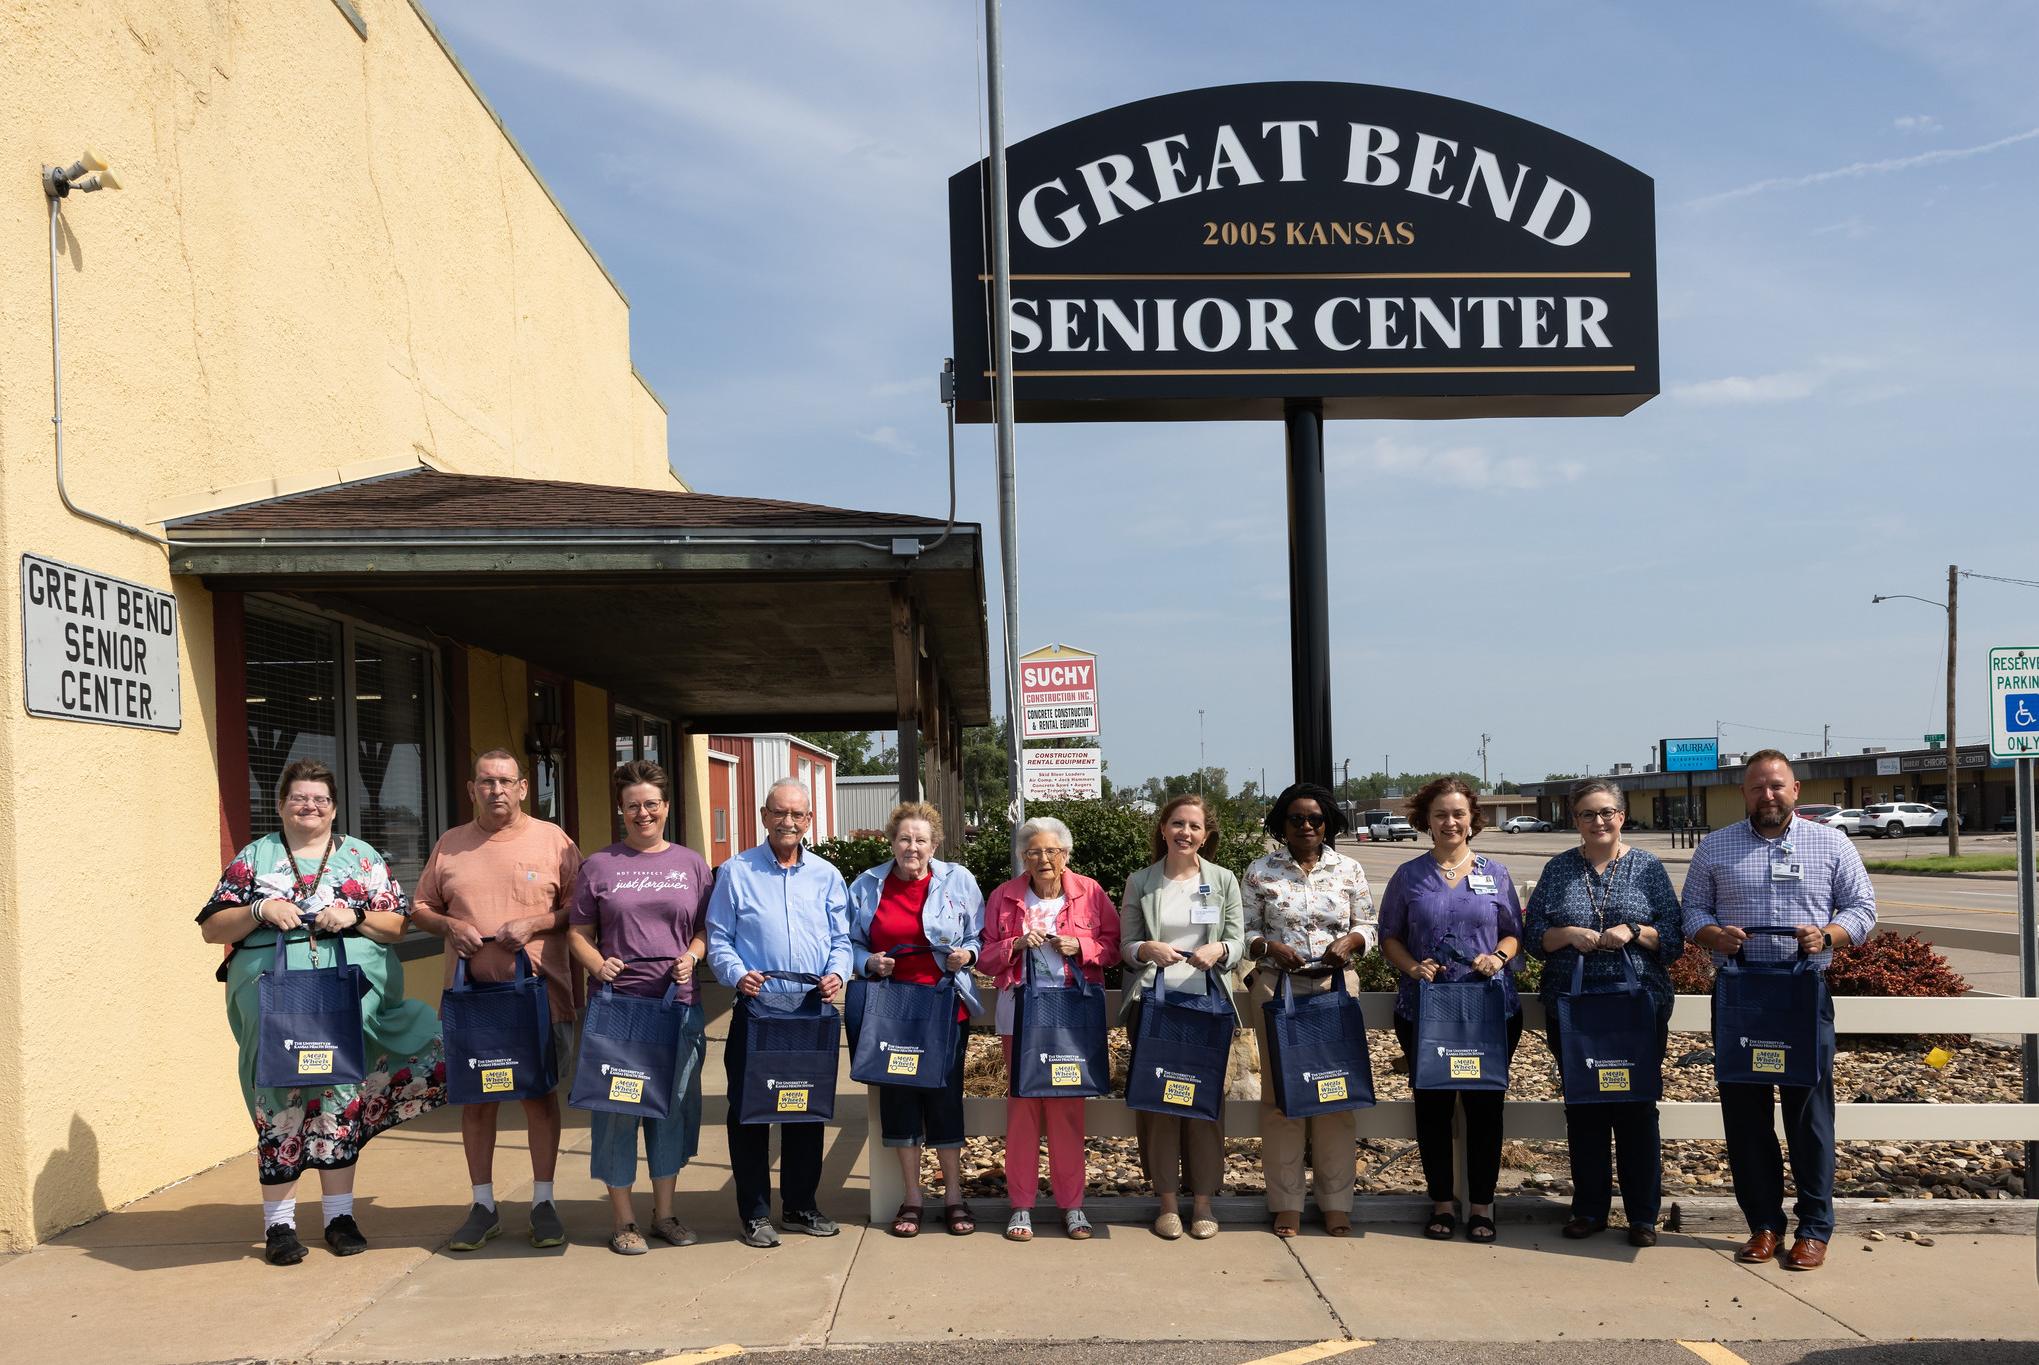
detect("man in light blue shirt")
[1683,750,1876,1272]
[706,777,850,1247]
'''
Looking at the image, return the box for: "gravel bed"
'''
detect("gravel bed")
[935,1029,2029,1202]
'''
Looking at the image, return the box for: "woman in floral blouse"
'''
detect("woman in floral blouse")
[1242,782,1375,1238]
[197,757,446,1266]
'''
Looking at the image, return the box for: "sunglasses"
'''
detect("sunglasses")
[1284,811,1327,828]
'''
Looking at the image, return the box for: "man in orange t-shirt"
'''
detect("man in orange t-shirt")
[412,749,583,1252]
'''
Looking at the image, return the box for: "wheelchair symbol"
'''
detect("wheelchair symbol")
[2018,699,2037,727]
[2009,694,2039,732]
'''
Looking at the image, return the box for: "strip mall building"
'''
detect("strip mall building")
[1,1,987,1248]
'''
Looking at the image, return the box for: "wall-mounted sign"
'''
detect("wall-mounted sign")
[21,553,181,731]
[1660,737,1718,773]
[1019,643,1100,739]
[1022,747,1103,801]
[1988,646,2039,759]
[1875,755,1903,777]
[1899,750,1987,774]
[950,81,1658,423]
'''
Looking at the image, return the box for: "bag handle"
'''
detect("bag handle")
[1022,944,1090,994]
[873,942,957,985]
[1567,944,1645,997]
[1719,923,1813,975]
[1275,954,1350,1013]
[1148,963,1226,1007]
[452,942,535,991]
[599,978,680,1007]
[268,915,349,975]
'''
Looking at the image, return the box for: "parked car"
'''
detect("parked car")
[1500,815,1552,834]
[1821,808,1865,836]
[1859,802,1941,838]
[1794,804,1841,825]
[1375,815,1418,842]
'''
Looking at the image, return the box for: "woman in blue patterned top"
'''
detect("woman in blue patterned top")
[1523,777,1684,1247]
[1379,777,1523,1244]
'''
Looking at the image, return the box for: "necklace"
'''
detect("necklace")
[1432,848,1472,881]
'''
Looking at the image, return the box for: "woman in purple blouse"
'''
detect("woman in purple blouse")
[1379,776,1523,1243]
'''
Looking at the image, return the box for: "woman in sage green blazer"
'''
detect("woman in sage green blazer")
[1119,794,1245,1241]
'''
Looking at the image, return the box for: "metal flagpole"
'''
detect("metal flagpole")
[983,0,1025,871]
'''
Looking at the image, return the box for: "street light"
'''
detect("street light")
[1872,565,1960,856]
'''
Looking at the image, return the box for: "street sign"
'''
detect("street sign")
[1022,747,1103,801]
[1988,646,2039,759]
[1019,643,1100,739]
[1660,737,1719,773]
[1925,732,1946,746]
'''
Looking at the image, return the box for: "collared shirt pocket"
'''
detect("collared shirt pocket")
[512,860,551,908]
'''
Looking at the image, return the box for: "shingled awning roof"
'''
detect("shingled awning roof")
[168,467,991,729]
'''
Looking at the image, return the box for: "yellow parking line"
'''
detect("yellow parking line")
[1678,1343,1750,1365]
[651,1347,742,1365]
[1244,1342,1374,1365]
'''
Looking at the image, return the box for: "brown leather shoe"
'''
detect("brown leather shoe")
[1785,1237,1828,1270]
[1736,1229,1781,1263]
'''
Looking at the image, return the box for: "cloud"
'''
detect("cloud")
[859,425,916,457]
[1334,435,1584,491]
[1685,124,2039,208]
[1893,113,1943,133]
[1669,370,1822,404]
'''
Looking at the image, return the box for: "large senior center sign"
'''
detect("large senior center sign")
[949,82,1656,784]
[950,81,1657,423]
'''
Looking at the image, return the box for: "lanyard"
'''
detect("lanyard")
[286,835,336,966]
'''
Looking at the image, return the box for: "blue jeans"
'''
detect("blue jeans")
[588,1001,706,1188]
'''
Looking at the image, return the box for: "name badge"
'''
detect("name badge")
[1190,884,1220,924]
[1770,860,1803,882]
[1468,874,1497,895]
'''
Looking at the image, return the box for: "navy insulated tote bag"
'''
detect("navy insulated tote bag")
[1125,968,1234,1122]
[848,946,958,1090]
[1010,951,1111,1099]
[736,971,843,1124]
[256,926,369,1088]
[1412,944,1511,1091]
[1554,950,1664,1105]
[1262,962,1376,1118]
[570,981,685,1119]
[442,949,556,1104]
[1713,925,1831,1088]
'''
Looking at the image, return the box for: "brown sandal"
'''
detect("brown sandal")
[889,1203,922,1238]
[1323,1210,1352,1237]
[944,1203,976,1236]
[1272,1210,1301,1238]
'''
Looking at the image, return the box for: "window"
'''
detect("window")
[713,809,729,843]
[612,704,676,840]
[245,600,442,890]
[528,677,566,826]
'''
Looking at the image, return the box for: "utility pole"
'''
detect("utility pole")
[1479,733,1492,789]
[1946,563,1960,857]
[1823,723,1830,758]
[982,0,1024,872]
[1198,708,1206,792]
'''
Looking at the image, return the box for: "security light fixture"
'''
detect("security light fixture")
[43,148,119,198]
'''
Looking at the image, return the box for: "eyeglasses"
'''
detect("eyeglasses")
[1284,811,1327,828]
[1021,847,1068,861]
[1574,808,1622,824]
[286,796,334,810]
[474,777,523,791]
[622,800,665,815]
[764,807,813,822]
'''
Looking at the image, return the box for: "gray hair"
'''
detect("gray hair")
[1016,815,1074,851]
[763,777,813,811]
[1568,777,1626,814]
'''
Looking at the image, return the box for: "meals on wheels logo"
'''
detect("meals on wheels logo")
[766,1077,815,1113]
[1153,1067,1200,1106]
[601,1062,651,1104]
[285,1039,337,1074]
[1438,1045,1483,1080]
[1304,1068,1352,1102]
[1041,1051,1086,1086]
[879,1040,924,1076]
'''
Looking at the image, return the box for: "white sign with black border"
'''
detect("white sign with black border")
[21,553,181,732]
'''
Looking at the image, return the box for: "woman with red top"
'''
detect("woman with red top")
[976,815,1122,1243]
[848,802,985,1236]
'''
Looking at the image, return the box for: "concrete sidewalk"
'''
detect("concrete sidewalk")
[5,1044,2036,1363]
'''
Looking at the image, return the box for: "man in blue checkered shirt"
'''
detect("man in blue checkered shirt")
[1682,749,1875,1272]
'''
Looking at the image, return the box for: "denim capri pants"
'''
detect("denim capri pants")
[877,1022,971,1149]
[589,1000,707,1187]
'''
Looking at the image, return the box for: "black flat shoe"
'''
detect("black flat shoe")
[323,1214,367,1256]
[1562,1217,1608,1239]
[265,1222,308,1266]
[1628,1225,1658,1248]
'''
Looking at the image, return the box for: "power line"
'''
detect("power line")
[1962,570,2039,590]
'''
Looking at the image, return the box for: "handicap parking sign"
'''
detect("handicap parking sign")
[2007,694,2039,733]
[1989,648,2039,758]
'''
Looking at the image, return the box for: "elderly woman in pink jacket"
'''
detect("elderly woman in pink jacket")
[977,816,1121,1243]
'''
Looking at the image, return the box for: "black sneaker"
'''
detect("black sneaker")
[265,1222,308,1266]
[783,1208,839,1237]
[323,1214,367,1256]
[738,1217,781,1248]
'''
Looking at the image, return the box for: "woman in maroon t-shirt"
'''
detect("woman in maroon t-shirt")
[848,802,985,1236]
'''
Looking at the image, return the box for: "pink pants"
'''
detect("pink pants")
[1000,1037,1087,1209]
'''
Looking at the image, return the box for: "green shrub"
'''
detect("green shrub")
[964,798,1265,901]
[808,835,891,882]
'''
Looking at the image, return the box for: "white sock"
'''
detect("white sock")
[320,1192,355,1223]
[472,1183,495,1212]
[531,1180,555,1206]
[262,1197,296,1231]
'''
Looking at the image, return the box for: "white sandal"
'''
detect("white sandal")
[1004,1209,1033,1242]
[1062,1208,1093,1240]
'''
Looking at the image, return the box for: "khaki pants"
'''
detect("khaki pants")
[1134,1108,1225,1196]
[1249,967,1357,1214]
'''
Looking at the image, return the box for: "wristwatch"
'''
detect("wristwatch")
[1248,937,1267,960]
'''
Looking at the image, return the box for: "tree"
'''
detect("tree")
[961,720,1012,825]
[793,731,896,777]
[1543,771,1579,781]
[1495,779,1522,794]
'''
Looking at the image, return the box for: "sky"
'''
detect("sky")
[427,0,2039,790]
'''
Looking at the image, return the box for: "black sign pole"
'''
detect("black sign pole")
[2017,755,2036,1192]
[1284,400,1332,787]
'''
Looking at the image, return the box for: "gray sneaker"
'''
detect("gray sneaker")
[739,1217,780,1248]
[446,1203,500,1252]
[529,1200,566,1249]
[783,1208,839,1237]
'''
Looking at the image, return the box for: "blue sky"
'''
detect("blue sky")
[428,0,2039,789]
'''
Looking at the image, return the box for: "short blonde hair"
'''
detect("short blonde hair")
[886,800,944,848]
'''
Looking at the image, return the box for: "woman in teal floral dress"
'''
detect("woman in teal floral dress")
[198,757,446,1265]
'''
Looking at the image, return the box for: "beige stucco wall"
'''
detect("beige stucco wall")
[0,0,675,1248]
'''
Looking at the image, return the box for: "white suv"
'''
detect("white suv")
[1858,802,1942,838]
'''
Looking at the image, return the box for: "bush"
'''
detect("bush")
[808,835,891,882]
[960,798,1267,902]
[1668,942,1716,995]
[1827,932,1968,998]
